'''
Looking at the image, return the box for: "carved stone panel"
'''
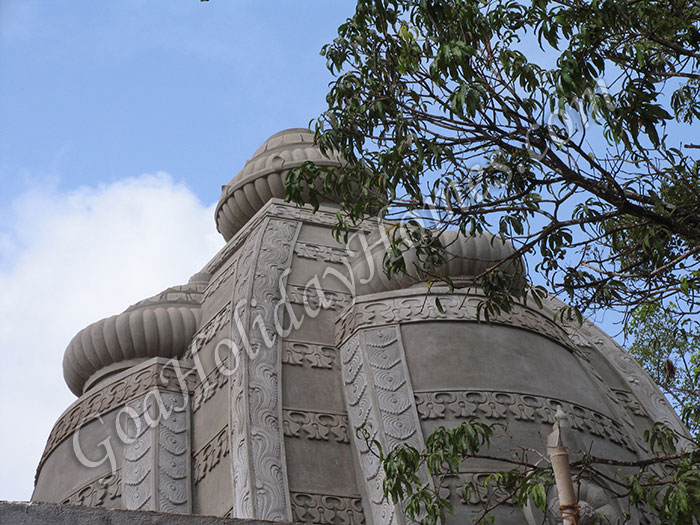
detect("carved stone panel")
[291,492,366,524]
[282,341,338,370]
[340,326,429,525]
[414,390,636,452]
[286,284,352,312]
[336,291,574,351]
[122,390,191,513]
[61,471,122,508]
[283,409,350,444]
[229,218,300,521]
[294,241,349,264]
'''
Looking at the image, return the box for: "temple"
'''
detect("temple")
[32,128,687,524]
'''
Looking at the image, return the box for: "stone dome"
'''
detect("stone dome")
[350,227,525,295]
[215,128,343,241]
[62,278,207,396]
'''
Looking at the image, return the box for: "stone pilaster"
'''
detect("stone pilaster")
[122,390,192,513]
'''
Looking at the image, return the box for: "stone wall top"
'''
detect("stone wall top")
[0,501,303,525]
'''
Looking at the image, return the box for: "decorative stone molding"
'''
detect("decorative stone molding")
[282,410,349,443]
[62,471,122,508]
[37,359,196,477]
[193,426,230,484]
[203,219,259,277]
[122,390,191,513]
[438,472,516,507]
[268,202,359,229]
[183,302,232,360]
[336,291,575,351]
[364,328,425,453]
[286,284,352,312]
[414,390,635,452]
[229,218,300,520]
[192,362,229,413]
[282,342,337,370]
[342,335,396,525]
[202,261,237,301]
[228,227,259,519]
[294,242,348,264]
[203,199,372,277]
[341,326,429,525]
[612,389,646,417]
[290,492,366,524]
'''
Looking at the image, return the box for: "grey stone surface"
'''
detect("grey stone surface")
[32,128,688,524]
[0,501,301,525]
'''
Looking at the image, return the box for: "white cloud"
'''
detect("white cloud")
[0,172,223,501]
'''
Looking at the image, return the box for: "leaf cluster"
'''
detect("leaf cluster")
[286,0,700,326]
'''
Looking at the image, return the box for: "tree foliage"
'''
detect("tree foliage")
[284,0,700,522]
[626,302,700,436]
[286,0,700,323]
[365,419,700,524]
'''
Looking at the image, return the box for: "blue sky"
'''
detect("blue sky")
[0,0,357,502]
[0,1,353,209]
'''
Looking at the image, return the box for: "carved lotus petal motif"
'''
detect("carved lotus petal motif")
[160,455,187,480]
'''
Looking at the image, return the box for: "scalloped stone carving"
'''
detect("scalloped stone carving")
[340,327,430,525]
[229,218,299,520]
[63,281,206,396]
[122,391,191,513]
[215,129,343,240]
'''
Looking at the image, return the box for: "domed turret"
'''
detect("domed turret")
[215,128,343,241]
[62,274,209,396]
[350,228,525,295]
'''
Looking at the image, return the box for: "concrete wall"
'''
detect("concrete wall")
[0,501,301,525]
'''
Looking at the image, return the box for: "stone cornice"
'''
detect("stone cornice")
[282,409,350,444]
[202,199,373,276]
[335,288,575,351]
[414,389,636,452]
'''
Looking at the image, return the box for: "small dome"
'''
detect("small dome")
[215,128,343,241]
[62,281,206,396]
[350,228,525,295]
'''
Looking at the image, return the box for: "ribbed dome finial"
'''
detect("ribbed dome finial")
[215,128,343,241]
